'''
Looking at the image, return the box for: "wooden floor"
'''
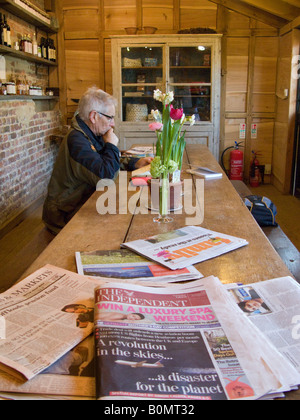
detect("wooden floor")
[0,205,55,293]
[0,184,299,293]
[250,184,300,251]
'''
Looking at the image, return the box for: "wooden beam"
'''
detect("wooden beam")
[208,0,288,28]
[284,0,300,7]
[280,14,300,35]
[173,0,180,32]
[56,0,67,125]
[242,0,300,21]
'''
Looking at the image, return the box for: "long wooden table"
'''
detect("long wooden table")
[18,144,298,400]
[21,144,293,285]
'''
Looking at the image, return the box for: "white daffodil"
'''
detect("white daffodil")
[151,109,162,122]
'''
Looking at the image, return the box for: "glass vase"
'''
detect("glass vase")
[153,171,173,224]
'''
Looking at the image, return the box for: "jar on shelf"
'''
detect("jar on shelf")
[29,86,36,96]
[6,82,16,95]
[1,82,7,95]
[16,79,25,95]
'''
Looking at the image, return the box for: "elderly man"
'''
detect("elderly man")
[43,87,152,234]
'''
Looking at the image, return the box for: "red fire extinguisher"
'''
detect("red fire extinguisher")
[229,142,244,181]
[249,151,260,187]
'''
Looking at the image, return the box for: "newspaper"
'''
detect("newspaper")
[0,336,95,399]
[94,277,299,400]
[121,226,248,270]
[0,265,102,381]
[123,146,155,157]
[76,249,203,283]
[226,276,300,375]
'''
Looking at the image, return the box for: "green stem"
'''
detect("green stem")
[160,170,169,217]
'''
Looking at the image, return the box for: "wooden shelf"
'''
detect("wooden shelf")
[0,95,59,100]
[0,0,58,33]
[122,66,162,70]
[0,44,57,66]
[170,66,211,69]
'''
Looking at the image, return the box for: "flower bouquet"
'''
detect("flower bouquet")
[148,89,195,223]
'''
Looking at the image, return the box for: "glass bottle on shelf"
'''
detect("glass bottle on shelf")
[32,33,38,56]
[46,38,51,60]
[2,14,7,46]
[2,15,11,48]
[0,14,4,46]
[6,17,11,48]
[27,34,33,54]
[23,34,29,53]
[40,37,46,59]
[24,76,29,95]
[50,39,56,62]
[52,40,56,62]
[48,39,53,61]
[37,42,42,58]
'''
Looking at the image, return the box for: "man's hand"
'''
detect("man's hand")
[135,157,154,169]
[103,128,119,147]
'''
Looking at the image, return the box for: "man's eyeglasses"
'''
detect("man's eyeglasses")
[95,111,115,121]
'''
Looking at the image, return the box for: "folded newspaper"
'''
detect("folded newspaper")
[94,277,300,400]
[76,249,203,284]
[226,276,300,377]
[0,265,102,381]
[121,226,248,270]
[0,267,299,400]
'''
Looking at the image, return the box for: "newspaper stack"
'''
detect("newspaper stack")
[76,249,203,284]
[0,265,299,400]
[93,276,300,400]
[121,226,248,270]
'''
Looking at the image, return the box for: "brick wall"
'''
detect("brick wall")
[0,100,61,230]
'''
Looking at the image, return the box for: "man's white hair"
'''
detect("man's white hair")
[78,86,117,121]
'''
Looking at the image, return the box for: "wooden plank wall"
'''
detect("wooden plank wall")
[58,0,218,124]
[56,0,297,191]
[219,7,280,184]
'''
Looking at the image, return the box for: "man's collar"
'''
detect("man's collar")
[76,115,103,145]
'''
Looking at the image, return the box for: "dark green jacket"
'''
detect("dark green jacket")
[43,115,137,234]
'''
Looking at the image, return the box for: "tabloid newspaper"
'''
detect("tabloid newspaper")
[75,249,202,284]
[0,266,299,400]
[94,277,300,401]
[121,226,248,270]
[226,276,300,377]
[0,265,102,381]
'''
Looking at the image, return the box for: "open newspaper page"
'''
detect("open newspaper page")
[76,249,202,283]
[226,276,300,377]
[0,265,103,381]
[121,226,248,270]
[94,277,296,400]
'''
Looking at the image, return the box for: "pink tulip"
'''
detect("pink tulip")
[149,122,163,131]
[169,105,184,121]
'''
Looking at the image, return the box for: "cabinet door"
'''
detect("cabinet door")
[121,46,164,122]
[168,46,212,122]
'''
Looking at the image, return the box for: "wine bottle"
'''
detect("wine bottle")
[0,14,4,46]
[4,15,11,48]
[3,14,7,46]
[32,32,38,56]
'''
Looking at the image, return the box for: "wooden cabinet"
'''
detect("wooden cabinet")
[111,34,222,159]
